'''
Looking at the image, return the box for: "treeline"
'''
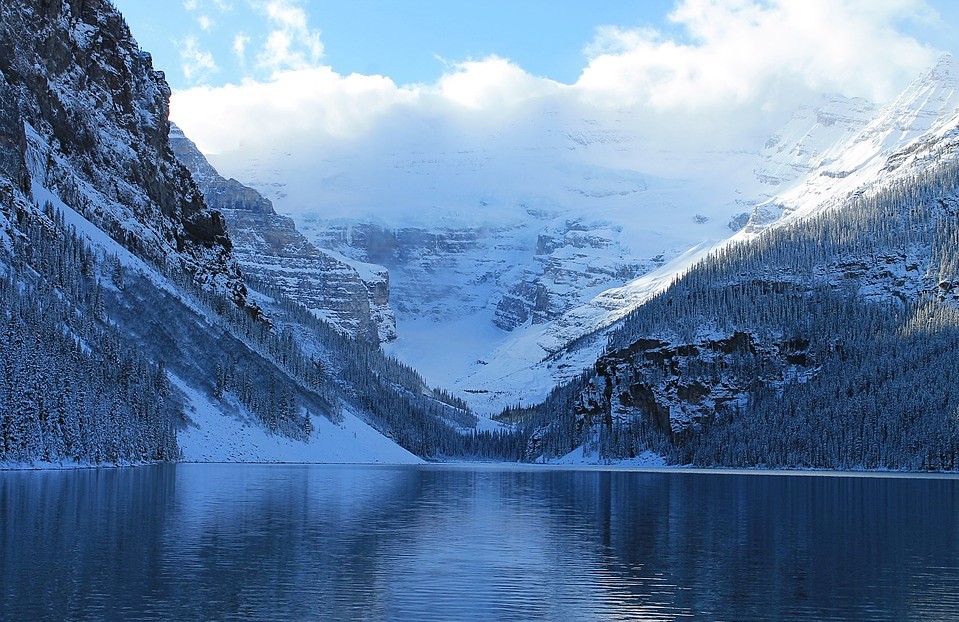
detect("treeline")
[0,203,179,465]
[525,158,959,470]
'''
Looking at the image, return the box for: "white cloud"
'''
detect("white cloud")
[171,0,945,170]
[575,0,938,109]
[251,0,324,74]
[233,32,250,63]
[433,56,562,110]
[197,14,214,31]
[179,35,219,83]
[173,67,412,153]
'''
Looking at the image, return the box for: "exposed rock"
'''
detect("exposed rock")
[494,219,649,330]
[313,221,523,322]
[0,0,245,304]
[169,125,396,342]
[575,332,817,440]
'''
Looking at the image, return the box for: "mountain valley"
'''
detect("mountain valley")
[3,0,959,470]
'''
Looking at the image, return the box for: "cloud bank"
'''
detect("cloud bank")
[171,0,941,170]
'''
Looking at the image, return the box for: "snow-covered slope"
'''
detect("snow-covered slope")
[748,55,959,229]
[203,56,959,417]
[173,377,421,464]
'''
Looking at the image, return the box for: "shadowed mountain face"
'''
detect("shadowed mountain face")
[0,0,246,304]
[0,0,473,467]
[170,125,396,343]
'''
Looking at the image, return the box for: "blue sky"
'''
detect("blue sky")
[114,0,959,92]
[115,0,684,89]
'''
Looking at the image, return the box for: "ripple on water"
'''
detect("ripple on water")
[2,464,959,621]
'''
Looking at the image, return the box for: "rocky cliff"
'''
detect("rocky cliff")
[169,125,396,342]
[0,0,244,302]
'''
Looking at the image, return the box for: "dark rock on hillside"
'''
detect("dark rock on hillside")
[0,0,245,303]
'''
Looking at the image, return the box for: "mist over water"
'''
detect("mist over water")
[3,465,959,621]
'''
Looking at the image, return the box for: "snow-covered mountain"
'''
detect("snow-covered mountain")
[201,58,959,416]
[747,55,959,229]
[207,104,765,413]
[7,0,959,471]
[0,0,469,467]
[169,124,397,343]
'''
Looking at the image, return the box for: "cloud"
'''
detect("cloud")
[179,35,219,83]
[433,56,562,110]
[197,14,214,31]
[171,0,944,170]
[173,67,412,153]
[233,32,250,63]
[575,0,938,109]
[251,0,324,74]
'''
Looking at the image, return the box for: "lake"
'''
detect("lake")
[2,464,959,621]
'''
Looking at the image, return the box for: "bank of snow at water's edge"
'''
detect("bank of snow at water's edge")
[172,376,423,464]
[547,445,667,467]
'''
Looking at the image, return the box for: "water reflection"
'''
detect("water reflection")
[2,465,958,621]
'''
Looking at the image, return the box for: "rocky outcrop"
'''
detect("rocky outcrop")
[170,126,396,342]
[313,222,522,321]
[0,0,245,303]
[574,332,817,440]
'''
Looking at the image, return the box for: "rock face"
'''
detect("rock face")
[0,0,244,302]
[494,219,651,330]
[169,126,396,342]
[311,221,525,323]
[576,333,816,440]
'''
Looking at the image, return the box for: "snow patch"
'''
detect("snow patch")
[172,376,423,464]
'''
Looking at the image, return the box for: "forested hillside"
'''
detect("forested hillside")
[0,0,489,467]
[0,205,178,464]
[524,160,959,470]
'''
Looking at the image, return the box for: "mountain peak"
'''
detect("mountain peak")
[930,53,957,79]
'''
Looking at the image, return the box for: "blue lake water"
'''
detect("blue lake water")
[2,464,959,621]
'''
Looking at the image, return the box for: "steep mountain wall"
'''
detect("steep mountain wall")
[170,125,396,342]
[0,0,244,302]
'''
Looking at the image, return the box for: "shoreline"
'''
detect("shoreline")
[5,460,959,480]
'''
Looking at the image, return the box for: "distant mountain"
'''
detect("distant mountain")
[746,55,959,230]
[207,102,764,413]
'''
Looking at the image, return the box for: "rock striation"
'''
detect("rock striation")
[170,125,396,342]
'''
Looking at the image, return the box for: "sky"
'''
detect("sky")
[111,0,959,162]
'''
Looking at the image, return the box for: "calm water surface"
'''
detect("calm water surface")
[2,464,959,621]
